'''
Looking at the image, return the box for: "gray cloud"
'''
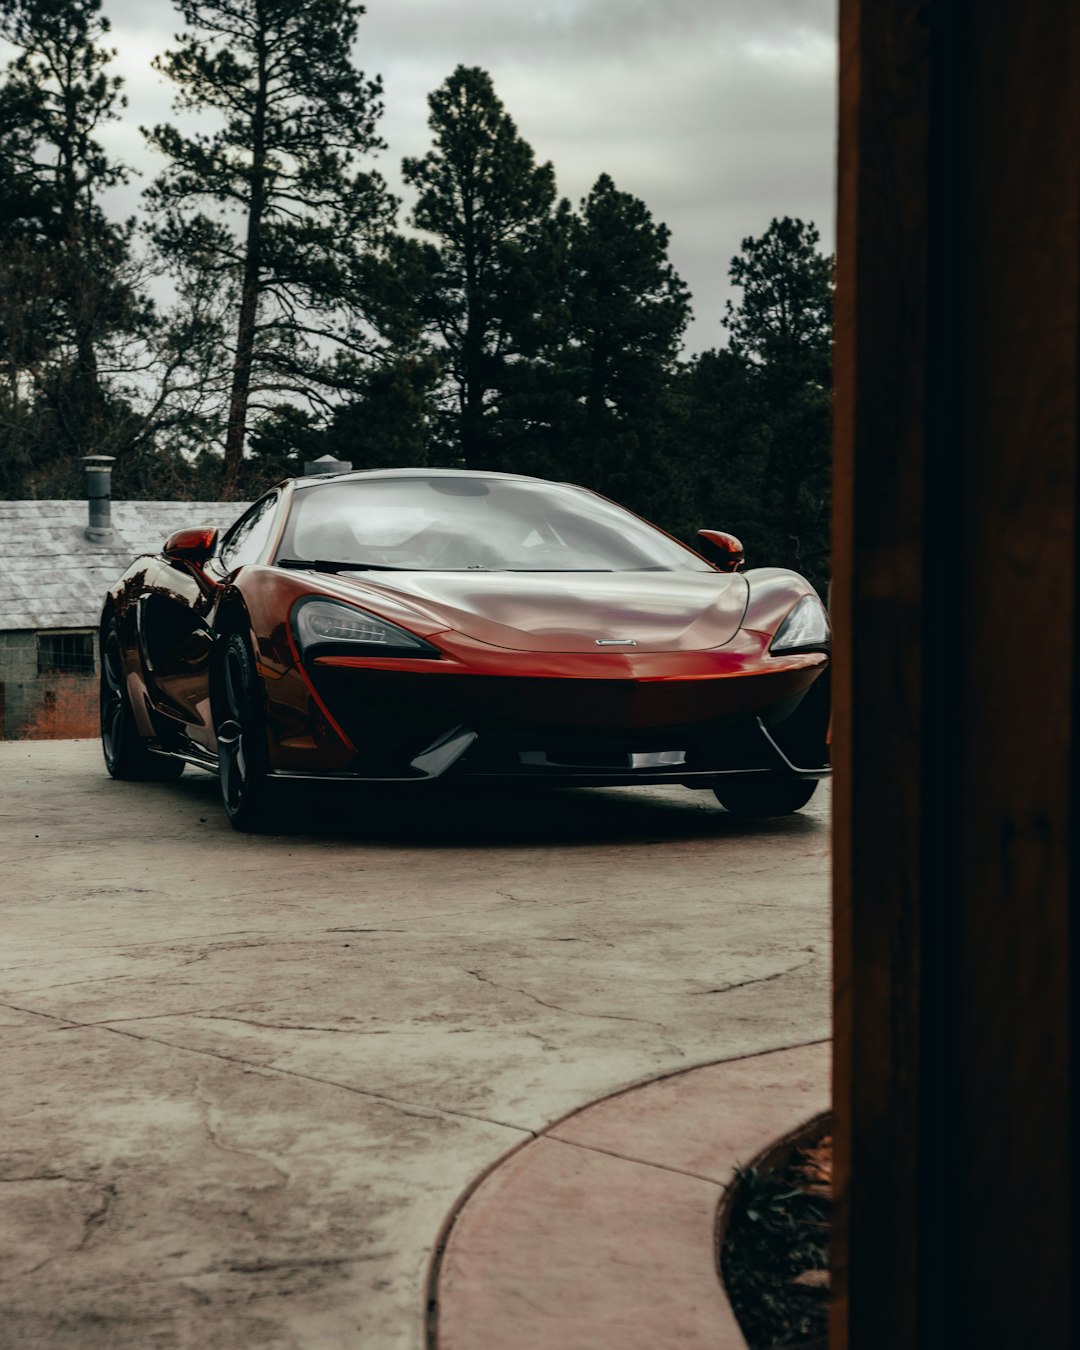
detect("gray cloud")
[10,0,838,351]
[362,0,837,346]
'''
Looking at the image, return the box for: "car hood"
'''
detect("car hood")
[331,569,750,653]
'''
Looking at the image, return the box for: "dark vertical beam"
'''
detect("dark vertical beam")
[833,2,1079,1346]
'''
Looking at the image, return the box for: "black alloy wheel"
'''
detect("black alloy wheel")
[216,632,274,831]
[712,776,819,817]
[100,623,184,781]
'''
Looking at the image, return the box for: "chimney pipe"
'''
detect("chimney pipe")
[303,453,353,476]
[83,455,116,543]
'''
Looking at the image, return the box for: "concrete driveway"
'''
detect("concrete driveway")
[0,740,830,1349]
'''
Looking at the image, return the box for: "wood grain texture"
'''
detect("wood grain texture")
[833,1,1078,1345]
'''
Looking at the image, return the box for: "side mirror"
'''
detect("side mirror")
[163,526,219,566]
[697,529,745,572]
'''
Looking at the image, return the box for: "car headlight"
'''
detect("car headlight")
[293,598,440,657]
[770,595,831,654]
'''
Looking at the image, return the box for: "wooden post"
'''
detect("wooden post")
[832,1,1078,1345]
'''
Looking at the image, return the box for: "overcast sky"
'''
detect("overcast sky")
[12,0,838,354]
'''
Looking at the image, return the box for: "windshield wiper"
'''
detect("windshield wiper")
[276,558,416,573]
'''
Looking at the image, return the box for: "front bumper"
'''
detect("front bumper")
[268,643,831,787]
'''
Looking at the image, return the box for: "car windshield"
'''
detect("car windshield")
[276,476,714,573]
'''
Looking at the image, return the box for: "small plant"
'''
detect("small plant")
[21,675,99,739]
[721,1131,832,1348]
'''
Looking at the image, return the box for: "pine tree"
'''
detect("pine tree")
[0,0,148,493]
[537,174,691,520]
[666,347,760,545]
[145,0,396,498]
[725,216,831,375]
[402,66,556,468]
[239,354,439,495]
[723,217,833,584]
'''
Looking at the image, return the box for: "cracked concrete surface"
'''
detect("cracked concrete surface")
[0,741,830,1349]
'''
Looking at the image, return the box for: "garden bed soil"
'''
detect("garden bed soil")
[719,1121,832,1349]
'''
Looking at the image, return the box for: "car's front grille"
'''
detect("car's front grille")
[306,663,828,780]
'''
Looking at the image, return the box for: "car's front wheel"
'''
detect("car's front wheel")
[712,776,818,817]
[216,632,275,831]
[100,622,185,782]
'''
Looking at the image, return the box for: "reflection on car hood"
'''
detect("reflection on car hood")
[332,569,750,653]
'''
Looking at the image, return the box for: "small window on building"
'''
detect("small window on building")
[37,631,95,676]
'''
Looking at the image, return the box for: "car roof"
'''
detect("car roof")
[289,467,562,491]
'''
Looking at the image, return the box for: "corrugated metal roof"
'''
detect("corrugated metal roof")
[0,500,249,631]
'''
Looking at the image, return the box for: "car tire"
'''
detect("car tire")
[216,632,276,832]
[100,622,186,782]
[712,776,819,817]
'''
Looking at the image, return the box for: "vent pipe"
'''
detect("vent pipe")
[83,455,116,543]
[303,453,353,476]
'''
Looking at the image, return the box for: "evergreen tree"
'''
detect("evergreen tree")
[534,175,691,521]
[576,175,688,509]
[319,356,439,470]
[239,354,439,495]
[725,216,831,371]
[666,347,759,544]
[722,217,832,585]
[145,0,397,498]
[402,65,556,468]
[0,240,56,495]
[0,0,149,494]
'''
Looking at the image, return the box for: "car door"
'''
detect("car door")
[142,494,280,746]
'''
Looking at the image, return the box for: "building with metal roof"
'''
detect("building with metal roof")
[0,463,246,738]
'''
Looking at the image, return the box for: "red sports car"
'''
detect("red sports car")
[100,469,830,829]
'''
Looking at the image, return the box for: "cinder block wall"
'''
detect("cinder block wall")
[0,630,100,739]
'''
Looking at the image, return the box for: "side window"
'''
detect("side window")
[219,495,279,569]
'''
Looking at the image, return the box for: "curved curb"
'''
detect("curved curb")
[428,1040,830,1350]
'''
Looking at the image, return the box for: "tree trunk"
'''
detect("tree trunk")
[222,38,268,501]
[458,176,487,470]
[59,53,105,457]
[586,345,608,483]
[460,356,484,468]
[222,254,262,500]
